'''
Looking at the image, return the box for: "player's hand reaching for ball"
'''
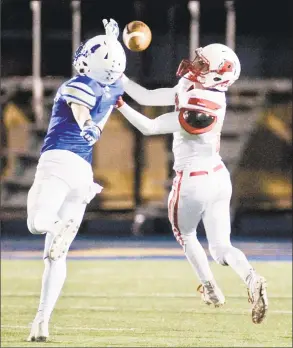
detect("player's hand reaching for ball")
[115,96,125,109]
[103,18,119,39]
[80,120,101,146]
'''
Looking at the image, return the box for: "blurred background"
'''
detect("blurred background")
[1,0,292,240]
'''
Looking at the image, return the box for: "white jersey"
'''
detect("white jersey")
[120,75,227,171]
[172,79,226,170]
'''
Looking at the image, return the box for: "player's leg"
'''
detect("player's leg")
[28,193,87,342]
[168,171,225,307]
[27,174,71,236]
[26,171,85,341]
[48,182,101,261]
[26,174,70,342]
[202,169,268,323]
[27,172,82,262]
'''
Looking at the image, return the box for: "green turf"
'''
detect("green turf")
[1,259,292,347]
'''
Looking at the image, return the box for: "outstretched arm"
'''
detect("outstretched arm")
[116,98,181,135]
[71,103,92,129]
[121,74,177,106]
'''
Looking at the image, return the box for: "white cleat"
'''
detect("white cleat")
[27,320,49,342]
[247,274,268,324]
[49,219,79,261]
[197,281,225,308]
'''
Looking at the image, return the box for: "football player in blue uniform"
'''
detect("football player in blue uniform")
[27,19,125,342]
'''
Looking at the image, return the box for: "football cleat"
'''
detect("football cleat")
[247,274,268,324]
[27,320,49,342]
[197,281,225,307]
[49,219,79,261]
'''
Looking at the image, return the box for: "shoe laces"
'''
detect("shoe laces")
[198,281,217,299]
[197,284,204,294]
[247,273,259,304]
[247,288,253,304]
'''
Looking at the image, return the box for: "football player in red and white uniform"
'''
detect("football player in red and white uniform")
[117,43,268,324]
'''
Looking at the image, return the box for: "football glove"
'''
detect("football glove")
[80,120,101,146]
[103,18,119,39]
[115,96,125,109]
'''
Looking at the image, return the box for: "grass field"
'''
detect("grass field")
[1,259,292,347]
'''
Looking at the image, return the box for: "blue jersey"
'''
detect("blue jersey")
[41,75,123,164]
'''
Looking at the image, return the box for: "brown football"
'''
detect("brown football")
[122,21,152,52]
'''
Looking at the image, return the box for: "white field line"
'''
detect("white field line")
[2,291,292,299]
[1,304,291,315]
[1,325,135,332]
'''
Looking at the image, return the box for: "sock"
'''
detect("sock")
[223,246,255,286]
[34,233,67,323]
[35,257,66,323]
[182,233,216,284]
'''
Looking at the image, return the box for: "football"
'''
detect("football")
[122,21,152,52]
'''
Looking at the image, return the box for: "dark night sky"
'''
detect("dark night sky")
[1,0,292,78]
[2,0,291,36]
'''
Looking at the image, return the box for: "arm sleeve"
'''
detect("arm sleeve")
[61,81,97,109]
[122,74,177,106]
[117,103,181,135]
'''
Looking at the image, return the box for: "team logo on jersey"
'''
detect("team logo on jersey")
[188,97,221,111]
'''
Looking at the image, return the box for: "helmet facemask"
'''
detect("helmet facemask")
[176,44,240,91]
[176,48,210,83]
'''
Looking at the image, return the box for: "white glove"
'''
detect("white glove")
[80,120,101,146]
[102,18,119,39]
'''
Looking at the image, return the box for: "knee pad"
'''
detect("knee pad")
[209,244,231,266]
[27,211,59,235]
[27,216,42,235]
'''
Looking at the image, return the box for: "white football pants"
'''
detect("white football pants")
[27,149,101,236]
[168,162,254,284]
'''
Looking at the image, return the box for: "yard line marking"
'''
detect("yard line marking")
[1,304,291,315]
[1,325,135,332]
[2,292,292,299]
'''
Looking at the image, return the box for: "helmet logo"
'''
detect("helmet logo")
[218,60,234,75]
[90,44,101,54]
